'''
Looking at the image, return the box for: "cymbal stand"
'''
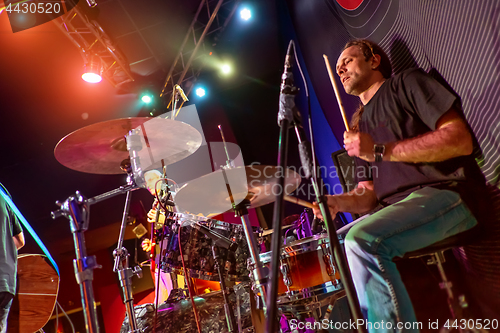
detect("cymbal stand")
[266,40,366,333]
[212,244,236,332]
[217,160,268,316]
[112,168,144,333]
[233,201,268,314]
[51,180,140,333]
[215,126,268,313]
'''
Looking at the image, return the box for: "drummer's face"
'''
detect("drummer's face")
[336,46,372,96]
[145,172,161,196]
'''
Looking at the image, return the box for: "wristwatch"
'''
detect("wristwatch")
[373,144,385,162]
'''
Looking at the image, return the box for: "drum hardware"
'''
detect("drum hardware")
[279,261,292,292]
[121,283,255,333]
[267,40,365,333]
[52,116,204,333]
[322,290,346,321]
[51,166,142,333]
[159,213,255,281]
[322,251,336,278]
[174,165,302,316]
[250,234,345,307]
[212,244,237,333]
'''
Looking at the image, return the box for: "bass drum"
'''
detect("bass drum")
[120,284,254,333]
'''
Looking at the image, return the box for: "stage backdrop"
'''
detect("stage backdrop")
[283,0,500,316]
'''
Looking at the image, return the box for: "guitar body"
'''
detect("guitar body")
[7,254,60,333]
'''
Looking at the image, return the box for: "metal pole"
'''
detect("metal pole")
[64,193,100,333]
[212,245,236,332]
[239,213,267,313]
[294,122,367,333]
[113,182,142,333]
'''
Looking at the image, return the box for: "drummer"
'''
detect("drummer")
[313,39,486,331]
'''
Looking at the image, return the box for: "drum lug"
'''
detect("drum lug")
[225,260,232,272]
[280,261,293,289]
[200,257,207,268]
[323,253,336,277]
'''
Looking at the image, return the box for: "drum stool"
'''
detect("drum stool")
[398,226,483,332]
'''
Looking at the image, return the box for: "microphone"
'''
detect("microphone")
[126,130,145,188]
[278,40,297,126]
[174,84,189,102]
[280,40,295,93]
[193,222,238,251]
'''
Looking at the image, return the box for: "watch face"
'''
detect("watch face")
[373,144,385,154]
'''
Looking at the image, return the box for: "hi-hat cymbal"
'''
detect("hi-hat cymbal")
[174,165,301,216]
[54,117,202,174]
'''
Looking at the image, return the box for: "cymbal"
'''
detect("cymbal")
[54,117,202,174]
[174,165,301,216]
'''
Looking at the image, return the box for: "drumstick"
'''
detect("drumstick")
[323,54,350,131]
[284,195,315,209]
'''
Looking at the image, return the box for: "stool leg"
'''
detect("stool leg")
[430,251,477,333]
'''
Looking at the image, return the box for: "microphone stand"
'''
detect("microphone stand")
[265,41,366,333]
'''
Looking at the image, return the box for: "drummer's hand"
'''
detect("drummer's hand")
[147,208,165,224]
[312,196,340,220]
[344,131,376,162]
[141,238,152,252]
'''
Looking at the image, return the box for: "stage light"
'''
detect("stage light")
[82,56,102,83]
[81,72,102,83]
[240,8,251,21]
[141,95,153,103]
[195,87,206,97]
[221,64,232,75]
[86,0,97,8]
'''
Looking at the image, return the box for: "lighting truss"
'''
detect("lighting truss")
[54,5,134,87]
[160,0,240,105]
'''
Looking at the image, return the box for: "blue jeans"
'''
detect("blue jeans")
[0,292,13,333]
[345,187,478,333]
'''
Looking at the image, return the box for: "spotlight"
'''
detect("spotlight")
[86,0,97,8]
[240,8,251,21]
[141,95,153,103]
[82,56,102,83]
[195,87,206,97]
[221,64,232,75]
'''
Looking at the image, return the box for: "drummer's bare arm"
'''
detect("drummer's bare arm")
[312,181,377,219]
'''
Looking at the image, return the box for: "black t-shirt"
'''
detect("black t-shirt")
[0,184,22,295]
[355,68,485,206]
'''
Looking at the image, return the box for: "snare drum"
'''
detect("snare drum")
[251,234,343,303]
[159,213,256,281]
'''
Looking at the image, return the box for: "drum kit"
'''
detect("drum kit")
[51,115,349,333]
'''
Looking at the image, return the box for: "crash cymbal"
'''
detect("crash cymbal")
[174,165,301,216]
[54,117,202,174]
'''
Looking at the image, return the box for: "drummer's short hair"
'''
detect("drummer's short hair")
[342,39,392,79]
